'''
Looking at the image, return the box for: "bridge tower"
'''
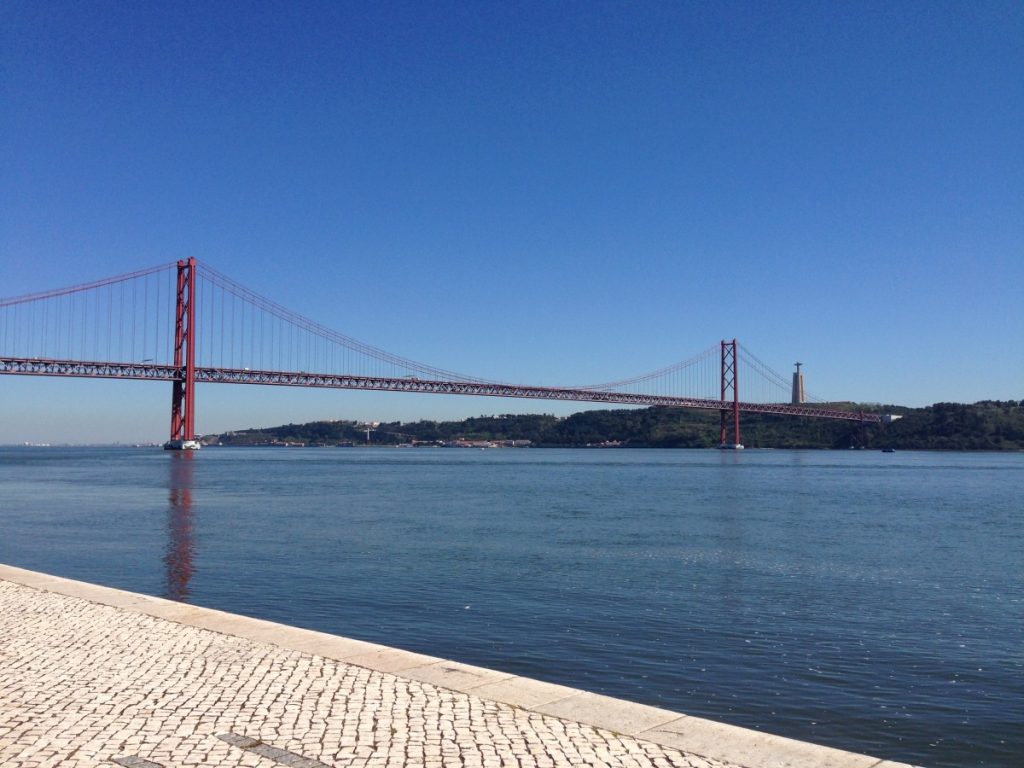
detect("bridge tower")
[166,257,198,449]
[719,339,743,449]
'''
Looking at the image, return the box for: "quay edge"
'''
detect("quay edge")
[0,563,919,768]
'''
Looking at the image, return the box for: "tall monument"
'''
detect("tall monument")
[791,363,805,404]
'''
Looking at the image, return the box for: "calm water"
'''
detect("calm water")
[0,447,1021,767]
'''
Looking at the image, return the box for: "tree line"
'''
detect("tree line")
[211,400,1024,450]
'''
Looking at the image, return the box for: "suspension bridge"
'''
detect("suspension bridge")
[0,258,883,449]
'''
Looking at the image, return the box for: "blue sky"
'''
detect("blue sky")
[2,1,1022,443]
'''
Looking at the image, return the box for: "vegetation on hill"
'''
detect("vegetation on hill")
[210,400,1024,450]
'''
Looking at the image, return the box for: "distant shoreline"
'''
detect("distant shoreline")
[204,401,1024,452]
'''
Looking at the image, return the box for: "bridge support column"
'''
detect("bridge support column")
[719,339,742,449]
[167,257,198,449]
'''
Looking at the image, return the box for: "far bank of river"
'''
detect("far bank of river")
[207,401,1024,451]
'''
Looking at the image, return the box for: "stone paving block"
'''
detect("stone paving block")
[174,608,293,640]
[400,660,516,692]
[0,565,83,595]
[218,732,333,768]
[340,647,445,673]
[534,691,683,736]
[254,628,384,660]
[45,581,153,610]
[641,716,884,768]
[467,677,580,710]
[127,598,212,623]
[112,757,165,768]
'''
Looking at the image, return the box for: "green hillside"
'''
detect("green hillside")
[210,400,1024,451]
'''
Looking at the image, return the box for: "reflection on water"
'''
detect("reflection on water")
[164,452,195,601]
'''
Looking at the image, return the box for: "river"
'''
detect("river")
[0,446,1020,767]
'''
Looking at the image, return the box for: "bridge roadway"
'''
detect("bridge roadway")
[0,356,882,423]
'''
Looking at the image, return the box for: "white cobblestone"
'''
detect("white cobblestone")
[0,580,732,768]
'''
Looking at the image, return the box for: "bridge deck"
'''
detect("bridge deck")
[0,357,882,423]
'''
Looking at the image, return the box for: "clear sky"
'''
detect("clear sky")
[2,1,1022,443]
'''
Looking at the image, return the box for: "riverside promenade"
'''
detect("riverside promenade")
[0,565,913,768]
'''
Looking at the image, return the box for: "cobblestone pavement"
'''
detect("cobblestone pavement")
[0,580,737,768]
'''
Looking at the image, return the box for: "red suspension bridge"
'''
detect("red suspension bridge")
[0,258,882,448]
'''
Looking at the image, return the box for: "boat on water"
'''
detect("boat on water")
[163,439,201,451]
[881,447,896,453]
[718,443,745,450]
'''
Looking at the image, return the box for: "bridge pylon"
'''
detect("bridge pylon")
[166,257,198,450]
[719,339,743,449]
